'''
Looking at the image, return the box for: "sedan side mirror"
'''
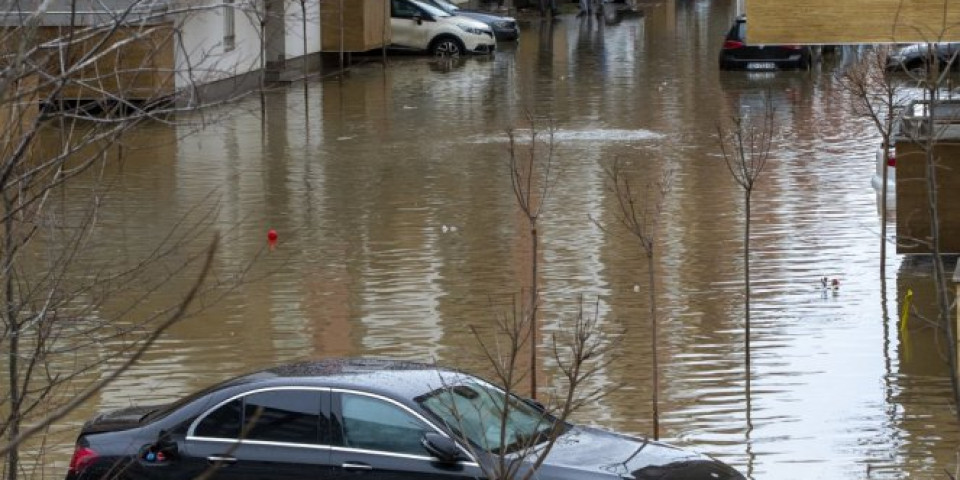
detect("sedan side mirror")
[413,14,423,25]
[421,432,462,463]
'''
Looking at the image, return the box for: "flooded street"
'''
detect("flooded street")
[40,0,960,478]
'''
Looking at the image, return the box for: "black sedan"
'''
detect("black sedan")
[65,358,744,480]
[422,0,519,41]
[718,15,811,71]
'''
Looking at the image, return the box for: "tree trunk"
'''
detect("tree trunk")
[648,250,659,440]
[744,190,752,420]
[530,223,538,400]
[4,191,19,480]
[880,136,889,277]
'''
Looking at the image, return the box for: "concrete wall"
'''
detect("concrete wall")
[177,0,324,100]
[285,0,322,60]
[173,0,264,104]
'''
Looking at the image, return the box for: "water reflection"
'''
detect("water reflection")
[31,0,960,478]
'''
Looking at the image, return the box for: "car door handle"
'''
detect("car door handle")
[207,455,237,464]
[341,462,373,471]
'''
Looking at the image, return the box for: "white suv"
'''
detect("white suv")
[390,0,496,56]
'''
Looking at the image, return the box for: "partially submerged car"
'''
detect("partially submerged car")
[718,15,812,71]
[885,43,960,72]
[390,0,496,56]
[66,358,744,480]
[421,0,519,41]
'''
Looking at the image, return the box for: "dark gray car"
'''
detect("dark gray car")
[422,0,519,41]
[886,43,960,72]
[65,359,744,480]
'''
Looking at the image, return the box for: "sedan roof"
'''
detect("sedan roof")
[241,358,473,401]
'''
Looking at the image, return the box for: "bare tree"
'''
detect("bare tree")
[506,112,559,400]
[431,295,619,480]
[836,45,908,278]
[594,158,672,440]
[426,112,617,480]
[717,97,775,422]
[0,3,267,479]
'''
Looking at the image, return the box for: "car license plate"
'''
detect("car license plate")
[746,62,775,70]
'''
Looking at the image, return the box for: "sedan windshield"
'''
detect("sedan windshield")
[417,381,561,454]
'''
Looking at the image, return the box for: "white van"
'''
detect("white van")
[390,0,496,56]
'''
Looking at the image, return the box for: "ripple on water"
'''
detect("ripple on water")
[463,128,665,144]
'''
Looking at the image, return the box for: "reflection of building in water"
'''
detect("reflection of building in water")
[644,0,675,36]
[890,256,960,473]
[895,257,958,377]
[351,175,446,359]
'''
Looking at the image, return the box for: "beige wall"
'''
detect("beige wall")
[896,140,960,254]
[321,0,390,52]
[32,24,176,102]
[746,0,960,44]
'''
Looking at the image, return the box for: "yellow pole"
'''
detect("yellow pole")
[900,289,914,362]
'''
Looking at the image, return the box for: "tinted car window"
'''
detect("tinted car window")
[195,399,242,438]
[410,0,451,17]
[392,0,420,17]
[245,390,324,445]
[340,394,430,455]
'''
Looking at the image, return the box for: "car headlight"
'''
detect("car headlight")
[457,23,486,35]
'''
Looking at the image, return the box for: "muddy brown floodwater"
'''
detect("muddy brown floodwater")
[32,0,960,478]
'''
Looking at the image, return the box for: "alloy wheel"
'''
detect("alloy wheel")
[434,39,462,57]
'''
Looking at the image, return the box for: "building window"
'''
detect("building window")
[224,0,236,52]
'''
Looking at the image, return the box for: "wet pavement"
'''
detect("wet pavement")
[34,0,960,478]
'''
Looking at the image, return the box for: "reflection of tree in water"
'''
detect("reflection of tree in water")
[601,1,641,25]
[537,18,555,75]
[571,10,607,89]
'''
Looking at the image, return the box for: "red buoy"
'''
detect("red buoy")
[267,229,278,250]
